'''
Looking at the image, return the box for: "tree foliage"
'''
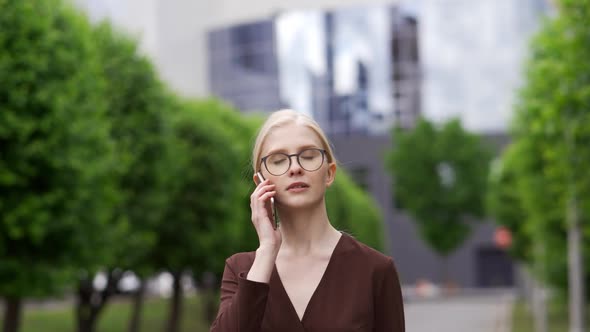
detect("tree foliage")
[152,99,253,277]
[149,99,253,332]
[71,20,177,332]
[92,21,172,274]
[486,143,533,262]
[0,2,123,332]
[496,0,590,298]
[386,118,492,256]
[0,0,119,299]
[326,170,385,252]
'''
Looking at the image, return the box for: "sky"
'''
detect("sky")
[276,0,548,133]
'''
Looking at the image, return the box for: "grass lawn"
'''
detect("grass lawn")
[4,296,211,332]
[512,297,590,332]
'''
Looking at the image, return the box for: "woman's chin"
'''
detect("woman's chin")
[278,196,322,210]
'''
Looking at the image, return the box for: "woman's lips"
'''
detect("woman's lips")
[286,182,309,192]
[287,186,309,193]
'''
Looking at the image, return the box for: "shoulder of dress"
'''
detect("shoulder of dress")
[342,234,394,270]
[225,251,257,270]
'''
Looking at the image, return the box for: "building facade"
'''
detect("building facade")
[208,6,421,134]
[208,20,285,113]
[390,8,421,129]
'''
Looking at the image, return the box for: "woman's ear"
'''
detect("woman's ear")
[325,162,337,187]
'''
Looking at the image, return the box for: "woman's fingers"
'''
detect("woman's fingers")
[250,181,276,225]
[249,178,282,249]
[258,191,275,202]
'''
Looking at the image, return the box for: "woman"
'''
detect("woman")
[210,109,405,332]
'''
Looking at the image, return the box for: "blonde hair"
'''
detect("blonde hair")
[252,109,336,172]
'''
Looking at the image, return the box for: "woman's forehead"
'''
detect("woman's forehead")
[262,124,323,154]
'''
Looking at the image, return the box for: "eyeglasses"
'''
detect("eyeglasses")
[261,148,327,176]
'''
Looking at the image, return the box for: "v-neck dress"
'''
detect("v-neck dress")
[210,233,405,332]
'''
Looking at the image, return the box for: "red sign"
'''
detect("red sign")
[494,226,512,249]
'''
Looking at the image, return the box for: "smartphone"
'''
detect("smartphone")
[254,172,279,229]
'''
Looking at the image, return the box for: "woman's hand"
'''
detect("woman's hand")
[250,178,282,252]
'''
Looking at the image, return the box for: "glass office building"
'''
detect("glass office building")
[208,6,421,135]
[208,19,285,113]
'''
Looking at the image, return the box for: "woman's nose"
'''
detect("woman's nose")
[288,155,303,175]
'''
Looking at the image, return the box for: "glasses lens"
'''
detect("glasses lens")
[299,149,324,171]
[266,153,290,175]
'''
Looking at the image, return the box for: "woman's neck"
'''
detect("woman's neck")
[276,202,341,257]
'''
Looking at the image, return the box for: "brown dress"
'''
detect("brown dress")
[210,233,405,332]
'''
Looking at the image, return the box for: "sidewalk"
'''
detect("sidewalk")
[404,289,515,332]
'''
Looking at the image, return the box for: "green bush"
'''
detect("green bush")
[327,170,385,253]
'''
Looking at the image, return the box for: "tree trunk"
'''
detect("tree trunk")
[76,277,100,332]
[128,279,146,332]
[201,272,219,325]
[76,270,122,332]
[76,308,98,332]
[564,118,585,332]
[2,297,22,332]
[165,272,183,332]
[440,255,454,296]
[532,277,548,332]
[204,291,218,325]
[567,193,584,332]
[532,240,548,332]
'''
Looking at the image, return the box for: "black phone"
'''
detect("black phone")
[254,172,279,229]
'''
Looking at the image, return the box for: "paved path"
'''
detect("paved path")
[404,291,515,332]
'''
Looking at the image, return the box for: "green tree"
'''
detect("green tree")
[508,1,590,329]
[189,101,263,326]
[486,143,532,262]
[0,2,119,332]
[152,99,249,332]
[74,21,174,332]
[386,118,492,282]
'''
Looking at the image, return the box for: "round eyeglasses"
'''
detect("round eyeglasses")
[261,148,327,176]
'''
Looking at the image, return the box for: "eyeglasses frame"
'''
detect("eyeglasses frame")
[260,148,327,176]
